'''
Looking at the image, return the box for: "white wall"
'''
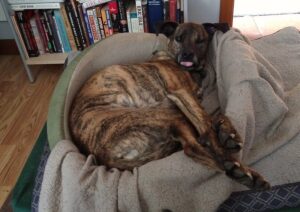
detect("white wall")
[187,0,220,23]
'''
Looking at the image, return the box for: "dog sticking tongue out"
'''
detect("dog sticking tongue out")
[180,61,193,67]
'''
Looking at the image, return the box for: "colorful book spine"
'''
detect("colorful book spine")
[108,1,120,34]
[142,0,149,32]
[52,14,65,52]
[135,0,144,32]
[42,10,57,52]
[105,8,114,35]
[116,0,128,32]
[81,6,94,45]
[46,10,63,52]
[39,11,54,52]
[100,5,109,37]
[169,0,176,21]
[95,6,105,39]
[64,0,83,50]
[29,17,46,54]
[76,3,90,46]
[60,3,76,50]
[87,8,100,42]
[53,10,72,52]
[34,10,49,52]
[147,0,164,33]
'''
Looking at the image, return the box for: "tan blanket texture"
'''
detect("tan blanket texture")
[39,27,300,212]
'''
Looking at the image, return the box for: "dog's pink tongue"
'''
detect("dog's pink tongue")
[180,61,193,67]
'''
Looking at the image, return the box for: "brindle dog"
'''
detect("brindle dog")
[69,22,270,190]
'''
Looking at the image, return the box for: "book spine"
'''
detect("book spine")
[34,10,49,52]
[87,8,99,42]
[53,10,72,52]
[82,0,111,9]
[52,15,65,52]
[81,6,94,45]
[108,1,120,34]
[105,8,113,35]
[69,0,87,48]
[180,0,184,23]
[42,10,57,52]
[60,4,76,50]
[116,0,128,32]
[23,11,39,56]
[126,7,132,33]
[147,0,164,33]
[76,2,90,46]
[11,3,61,11]
[163,0,169,21]
[47,10,63,52]
[169,0,176,21]
[29,17,46,54]
[135,0,144,32]
[95,6,105,39]
[8,0,63,4]
[142,0,149,32]
[64,0,83,50]
[130,10,139,33]
[39,11,54,53]
[11,15,29,58]
[100,6,109,37]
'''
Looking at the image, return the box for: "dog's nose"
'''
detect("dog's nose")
[182,52,193,60]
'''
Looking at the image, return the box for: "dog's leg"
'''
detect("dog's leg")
[212,114,243,154]
[169,89,270,190]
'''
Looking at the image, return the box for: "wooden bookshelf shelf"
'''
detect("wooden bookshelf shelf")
[26,52,68,65]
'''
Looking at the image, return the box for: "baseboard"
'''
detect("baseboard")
[0,39,19,55]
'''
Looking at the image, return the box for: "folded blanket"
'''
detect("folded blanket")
[40,28,300,212]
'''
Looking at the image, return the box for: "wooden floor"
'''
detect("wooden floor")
[0,55,62,210]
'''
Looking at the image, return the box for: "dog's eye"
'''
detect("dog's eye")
[175,36,182,42]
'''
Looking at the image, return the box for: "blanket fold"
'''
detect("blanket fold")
[40,27,300,212]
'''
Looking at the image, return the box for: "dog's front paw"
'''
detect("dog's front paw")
[214,115,243,154]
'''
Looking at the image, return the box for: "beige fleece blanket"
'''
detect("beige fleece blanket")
[39,27,300,212]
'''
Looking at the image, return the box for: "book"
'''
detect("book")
[76,3,91,46]
[64,0,84,50]
[147,0,164,33]
[116,0,128,32]
[8,0,63,4]
[126,2,139,33]
[141,0,149,32]
[69,0,87,48]
[46,10,63,52]
[10,3,62,10]
[39,10,54,52]
[169,0,176,21]
[53,10,72,52]
[95,6,105,39]
[108,1,120,34]
[15,11,39,57]
[135,0,144,32]
[81,6,94,44]
[60,3,76,50]
[100,4,110,37]
[105,7,114,35]
[29,16,46,54]
[11,15,29,58]
[34,10,49,52]
[163,0,169,20]
[87,8,100,42]
[126,4,132,33]
[82,0,111,9]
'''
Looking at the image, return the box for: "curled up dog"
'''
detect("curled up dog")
[69,22,270,190]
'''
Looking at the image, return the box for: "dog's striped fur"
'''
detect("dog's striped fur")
[69,22,270,190]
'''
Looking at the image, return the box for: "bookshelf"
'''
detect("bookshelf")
[0,0,188,83]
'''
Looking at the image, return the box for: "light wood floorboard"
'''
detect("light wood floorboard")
[0,55,62,210]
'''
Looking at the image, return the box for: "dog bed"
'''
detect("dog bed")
[38,28,300,211]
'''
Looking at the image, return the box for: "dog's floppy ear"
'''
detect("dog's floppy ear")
[155,21,179,37]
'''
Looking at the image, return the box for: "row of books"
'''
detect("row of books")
[9,0,185,57]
